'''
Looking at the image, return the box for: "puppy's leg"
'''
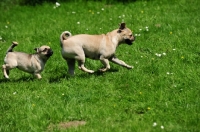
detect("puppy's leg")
[2,59,18,78]
[2,64,10,79]
[34,73,42,79]
[66,58,75,75]
[110,56,133,69]
[99,56,110,72]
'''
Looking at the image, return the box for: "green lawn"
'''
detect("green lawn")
[0,0,200,131]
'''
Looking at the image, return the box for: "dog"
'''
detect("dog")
[2,41,53,79]
[60,23,135,75]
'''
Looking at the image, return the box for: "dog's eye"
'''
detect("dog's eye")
[43,48,47,52]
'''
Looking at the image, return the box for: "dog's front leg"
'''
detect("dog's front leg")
[110,56,133,69]
[34,73,42,79]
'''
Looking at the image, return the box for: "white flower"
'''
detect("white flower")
[135,34,138,36]
[167,72,173,75]
[13,92,17,95]
[5,25,8,28]
[163,53,166,55]
[139,28,142,31]
[145,26,149,29]
[155,53,162,57]
[153,122,157,127]
[138,34,141,36]
[77,22,80,24]
[122,14,125,17]
[56,2,60,7]
[173,49,176,51]
[101,8,104,11]
[146,28,149,31]
[161,125,164,129]
[53,2,60,8]
[0,36,2,40]
[72,11,76,14]
[119,16,121,18]
[97,12,100,14]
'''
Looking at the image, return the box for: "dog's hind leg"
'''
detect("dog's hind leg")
[66,58,76,75]
[99,56,110,72]
[2,64,10,79]
[77,60,94,74]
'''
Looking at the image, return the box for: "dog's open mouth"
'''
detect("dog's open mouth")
[125,39,134,45]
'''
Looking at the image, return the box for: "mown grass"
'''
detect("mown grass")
[0,0,200,131]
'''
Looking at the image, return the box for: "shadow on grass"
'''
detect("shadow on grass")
[0,68,119,83]
[78,68,119,77]
[48,68,119,83]
[48,74,70,83]
[0,76,35,83]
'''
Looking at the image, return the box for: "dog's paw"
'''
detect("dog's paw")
[99,67,109,72]
[88,70,95,74]
[126,65,134,69]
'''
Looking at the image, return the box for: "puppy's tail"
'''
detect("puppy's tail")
[6,41,18,54]
[60,31,72,47]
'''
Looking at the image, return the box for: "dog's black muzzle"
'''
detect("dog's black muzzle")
[46,50,53,57]
[125,36,135,45]
[125,39,134,45]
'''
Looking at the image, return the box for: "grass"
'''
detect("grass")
[0,0,200,131]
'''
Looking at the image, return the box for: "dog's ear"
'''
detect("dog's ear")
[34,48,39,53]
[119,23,126,30]
[117,29,123,33]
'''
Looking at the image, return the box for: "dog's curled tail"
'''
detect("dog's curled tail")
[6,41,18,54]
[60,31,72,47]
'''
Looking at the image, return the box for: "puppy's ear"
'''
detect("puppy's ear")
[117,29,123,33]
[34,48,39,53]
[119,23,126,30]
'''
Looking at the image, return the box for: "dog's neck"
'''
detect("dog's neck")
[107,29,124,47]
[34,54,48,63]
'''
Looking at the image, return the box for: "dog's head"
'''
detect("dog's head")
[34,45,53,58]
[117,23,135,45]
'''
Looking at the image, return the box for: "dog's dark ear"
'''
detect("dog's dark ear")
[119,23,126,30]
[117,29,122,33]
[34,48,39,53]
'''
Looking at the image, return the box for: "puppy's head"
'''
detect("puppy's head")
[34,45,53,58]
[117,23,135,45]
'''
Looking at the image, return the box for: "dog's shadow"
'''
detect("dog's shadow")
[0,76,35,83]
[0,68,119,83]
[48,68,119,83]
[48,74,70,83]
